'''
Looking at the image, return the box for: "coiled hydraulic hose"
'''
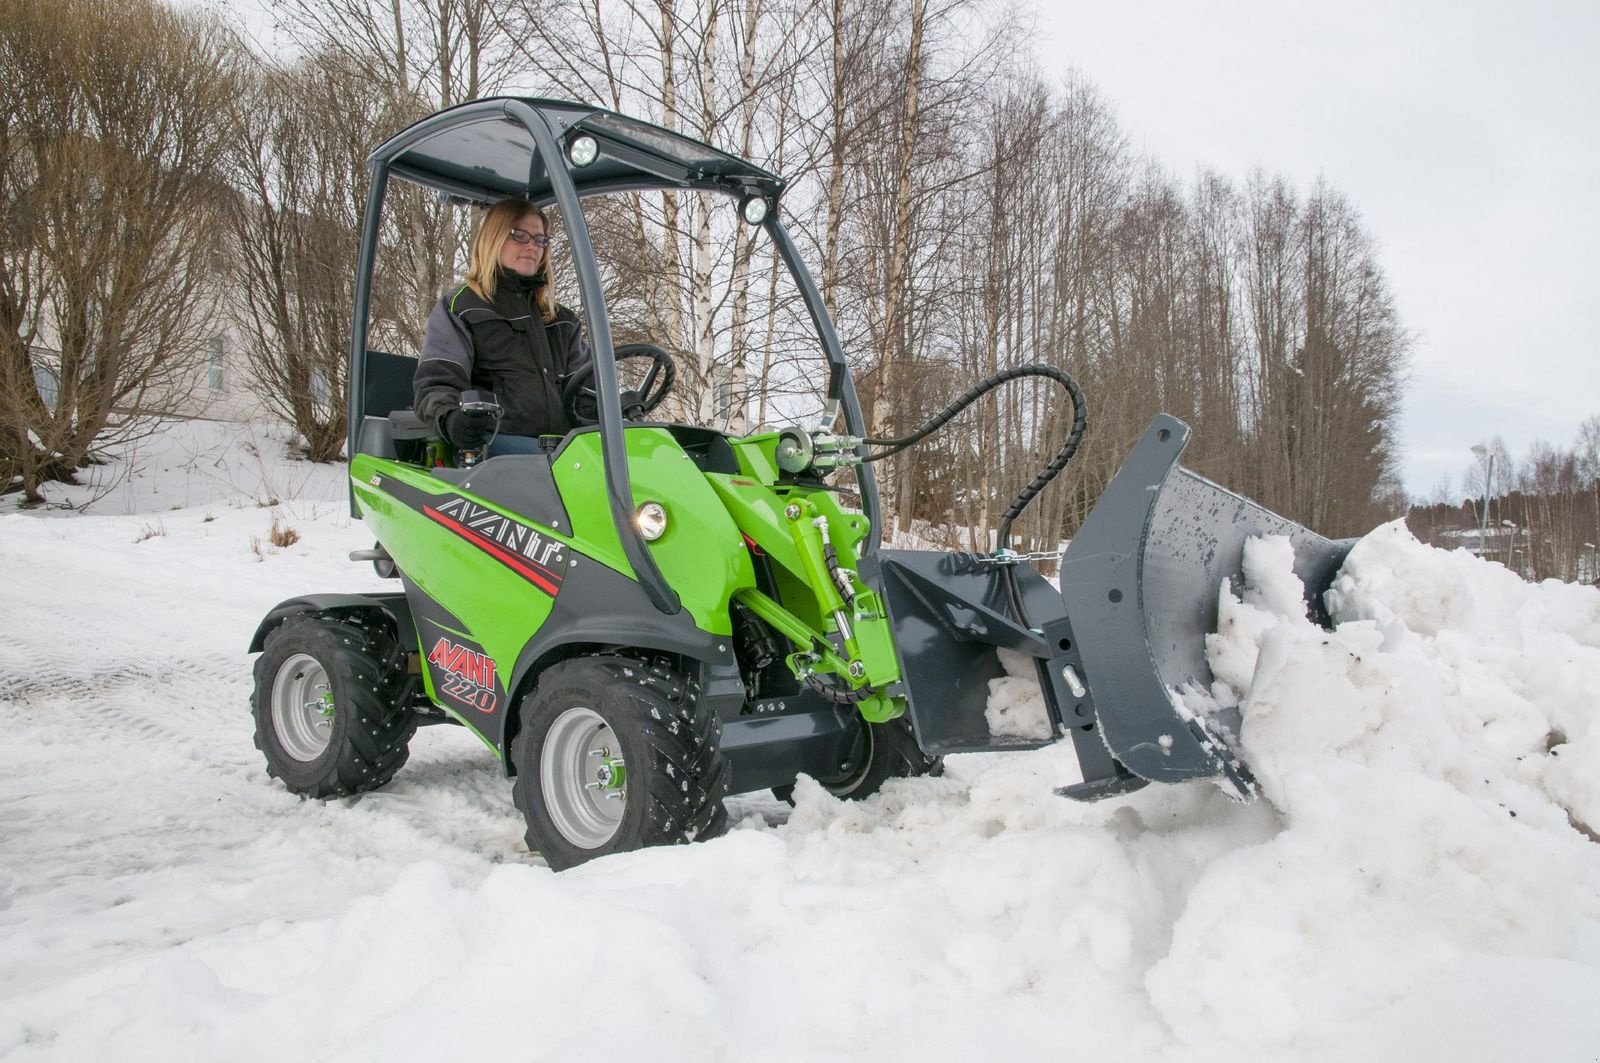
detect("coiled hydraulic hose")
[804,670,879,704]
[861,364,1088,551]
[860,363,1088,632]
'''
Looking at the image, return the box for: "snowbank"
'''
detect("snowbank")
[1152,526,1600,1049]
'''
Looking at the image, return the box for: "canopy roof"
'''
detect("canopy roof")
[370,97,785,207]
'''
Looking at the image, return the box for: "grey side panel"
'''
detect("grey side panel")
[403,574,510,751]
[248,592,417,653]
[1059,416,1354,791]
[448,453,570,533]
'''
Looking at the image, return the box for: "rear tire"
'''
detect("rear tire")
[773,715,942,804]
[511,656,730,871]
[251,614,416,797]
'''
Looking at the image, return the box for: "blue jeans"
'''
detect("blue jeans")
[485,433,549,458]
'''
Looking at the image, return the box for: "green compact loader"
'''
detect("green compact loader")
[249,99,1354,869]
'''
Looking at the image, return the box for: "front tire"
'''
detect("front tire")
[250,614,416,797]
[512,656,730,870]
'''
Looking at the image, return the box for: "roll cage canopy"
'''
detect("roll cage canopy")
[347,97,878,617]
[373,97,786,207]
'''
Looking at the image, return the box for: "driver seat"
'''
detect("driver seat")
[357,349,436,461]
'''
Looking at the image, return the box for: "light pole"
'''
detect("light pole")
[1471,444,1495,557]
[1501,519,1517,571]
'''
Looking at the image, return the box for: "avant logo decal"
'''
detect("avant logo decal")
[434,496,565,569]
[426,637,499,714]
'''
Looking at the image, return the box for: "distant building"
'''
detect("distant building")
[27,320,259,426]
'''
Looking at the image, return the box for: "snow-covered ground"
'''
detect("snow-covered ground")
[3,420,1599,1062]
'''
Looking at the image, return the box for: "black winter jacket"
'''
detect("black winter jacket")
[413,271,590,439]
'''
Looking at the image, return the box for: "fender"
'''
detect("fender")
[491,553,744,763]
[248,592,418,654]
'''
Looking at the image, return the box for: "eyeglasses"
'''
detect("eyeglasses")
[507,228,551,248]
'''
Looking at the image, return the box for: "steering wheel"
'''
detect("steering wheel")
[563,343,677,425]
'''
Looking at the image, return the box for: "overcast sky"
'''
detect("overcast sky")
[1032,0,1599,498]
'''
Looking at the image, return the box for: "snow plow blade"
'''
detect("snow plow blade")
[866,415,1355,802]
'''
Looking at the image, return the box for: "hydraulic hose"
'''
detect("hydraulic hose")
[804,670,879,704]
[861,363,1089,634]
[861,363,1088,550]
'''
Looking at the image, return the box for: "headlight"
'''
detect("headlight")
[567,133,599,167]
[634,501,668,541]
[740,195,769,225]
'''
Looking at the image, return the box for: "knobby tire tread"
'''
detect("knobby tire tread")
[511,655,730,870]
[251,614,417,798]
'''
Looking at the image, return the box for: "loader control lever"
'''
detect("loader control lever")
[455,390,503,468]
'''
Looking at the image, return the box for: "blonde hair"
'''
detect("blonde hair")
[464,198,557,321]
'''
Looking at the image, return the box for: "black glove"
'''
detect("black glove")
[442,406,494,450]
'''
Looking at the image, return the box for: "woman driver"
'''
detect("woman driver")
[414,198,589,457]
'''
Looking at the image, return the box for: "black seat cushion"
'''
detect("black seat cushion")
[388,409,435,440]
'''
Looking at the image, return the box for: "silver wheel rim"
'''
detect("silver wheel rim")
[541,706,626,849]
[271,652,335,762]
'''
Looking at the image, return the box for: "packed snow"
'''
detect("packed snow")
[3,419,1599,1062]
[984,648,1053,741]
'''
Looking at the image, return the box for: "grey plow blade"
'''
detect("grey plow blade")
[863,414,1354,805]
[1058,416,1355,799]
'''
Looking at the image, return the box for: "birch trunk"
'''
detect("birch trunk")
[725,0,763,432]
[875,0,925,529]
[821,0,848,320]
[657,0,688,353]
[689,3,719,421]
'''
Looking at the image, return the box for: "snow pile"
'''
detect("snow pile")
[2,430,1599,1062]
[1150,524,1600,1047]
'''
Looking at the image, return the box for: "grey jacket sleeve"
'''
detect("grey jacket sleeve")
[413,296,474,434]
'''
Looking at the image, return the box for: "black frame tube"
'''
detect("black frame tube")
[347,99,519,485]
[346,158,391,510]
